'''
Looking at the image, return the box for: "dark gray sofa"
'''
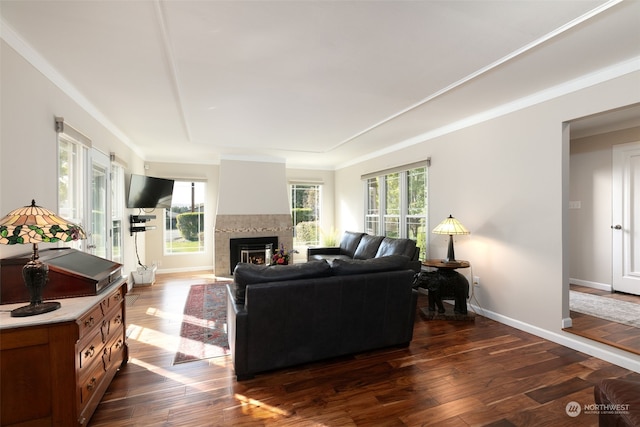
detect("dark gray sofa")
[307,231,421,272]
[226,256,418,380]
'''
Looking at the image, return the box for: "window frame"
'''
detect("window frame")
[110,158,125,263]
[57,118,90,252]
[290,182,322,248]
[364,162,428,260]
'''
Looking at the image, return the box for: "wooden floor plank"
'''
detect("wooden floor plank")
[89,272,640,426]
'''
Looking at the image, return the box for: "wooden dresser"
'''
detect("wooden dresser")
[0,279,128,426]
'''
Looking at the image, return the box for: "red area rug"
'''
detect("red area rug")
[173,282,231,364]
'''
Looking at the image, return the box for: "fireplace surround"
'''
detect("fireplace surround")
[214,214,293,276]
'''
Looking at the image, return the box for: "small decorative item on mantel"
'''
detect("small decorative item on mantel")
[271,244,298,265]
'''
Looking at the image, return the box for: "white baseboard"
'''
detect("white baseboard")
[469,303,640,374]
[156,265,214,274]
[570,278,611,292]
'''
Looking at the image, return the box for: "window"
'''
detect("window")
[111,161,125,263]
[57,119,89,251]
[384,173,400,238]
[164,181,205,254]
[364,163,428,260]
[365,177,380,235]
[291,183,321,248]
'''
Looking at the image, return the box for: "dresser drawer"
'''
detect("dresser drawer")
[77,303,105,339]
[77,286,124,339]
[77,303,124,370]
[78,327,104,371]
[78,350,108,407]
[105,328,126,371]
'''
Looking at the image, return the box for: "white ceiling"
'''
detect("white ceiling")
[1,0,639,169]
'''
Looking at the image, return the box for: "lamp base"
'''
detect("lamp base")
[10,301,61,317]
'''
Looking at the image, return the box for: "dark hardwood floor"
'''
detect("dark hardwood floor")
[89,272,640,426]
[566,284,640,356]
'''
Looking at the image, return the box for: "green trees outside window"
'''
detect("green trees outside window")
[365,165,428,260]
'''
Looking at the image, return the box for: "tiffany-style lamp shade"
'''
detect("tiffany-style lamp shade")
[0,200,86,317]
[432,215,470,263]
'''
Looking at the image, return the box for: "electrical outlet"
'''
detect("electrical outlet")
[473,276,480,286]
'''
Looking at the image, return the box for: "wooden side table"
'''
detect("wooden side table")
[422,259,470,270]
[417,259,474,320]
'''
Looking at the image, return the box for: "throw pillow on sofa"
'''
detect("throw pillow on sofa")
[233,260,332,304]
[330,255,411,276]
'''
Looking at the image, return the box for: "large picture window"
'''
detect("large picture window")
[364,163,428,260]
[164,181,205,254]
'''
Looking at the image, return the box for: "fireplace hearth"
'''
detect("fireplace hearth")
[229,236,278,274]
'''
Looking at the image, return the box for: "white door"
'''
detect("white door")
[89,149,110,259]
[612,141,640,295]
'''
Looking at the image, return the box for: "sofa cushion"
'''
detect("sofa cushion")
[339,231,365,258]
[308,254,353,263]
[233,260,332,304]
[330,255,410,276]
[375,237,417,259]
[353,234,385,260]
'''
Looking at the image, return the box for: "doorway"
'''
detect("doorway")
[566,104,640,350]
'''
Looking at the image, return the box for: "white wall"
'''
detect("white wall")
[335,71,640,371]
[569,127,640,289]
[217,158,290,215]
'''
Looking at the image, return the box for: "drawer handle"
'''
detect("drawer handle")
[115,339,123,349]
[101,320,110,343]
[84,316,94,328]
[113,293,122,301]
[86,377,97,391]
[113,314,122,325]
[102,348,109,370]
[84,346,95,359]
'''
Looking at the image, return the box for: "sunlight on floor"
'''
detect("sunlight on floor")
[126,323,180,349]
[127,357,211,390]
[144,306,184,322]
[234,393,293,417]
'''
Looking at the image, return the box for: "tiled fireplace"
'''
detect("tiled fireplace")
[229,236,278,273]
[214,214,293,275]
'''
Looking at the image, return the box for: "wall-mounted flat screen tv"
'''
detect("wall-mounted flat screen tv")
[126,174,175,209]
